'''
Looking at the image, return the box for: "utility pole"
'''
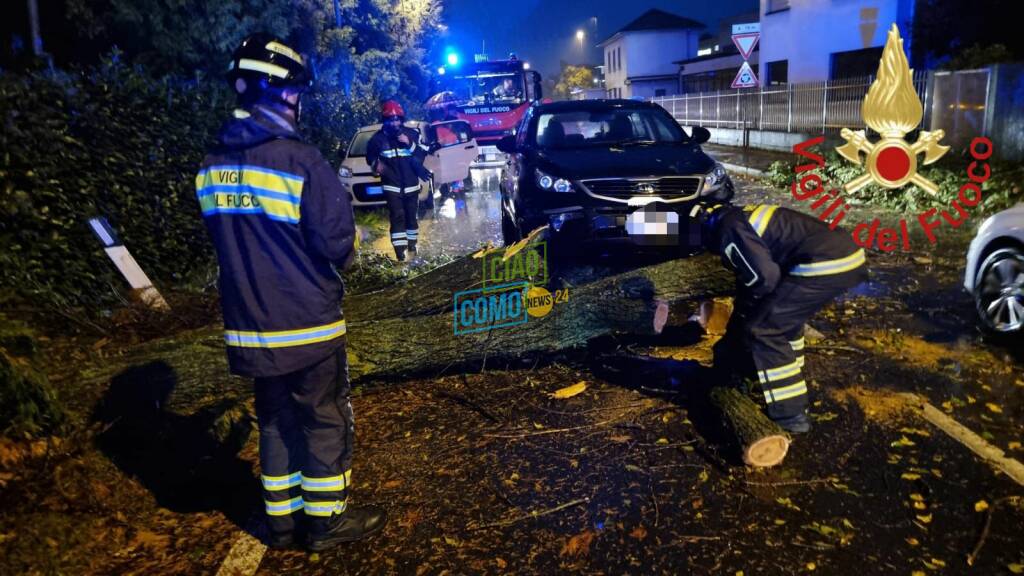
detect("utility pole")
[334,0,342,27]
[27,0,43,56]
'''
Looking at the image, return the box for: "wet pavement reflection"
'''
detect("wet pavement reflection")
[367,168,504,259]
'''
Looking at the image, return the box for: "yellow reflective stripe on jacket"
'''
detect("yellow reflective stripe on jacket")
[764,381,808,404]
[747,205,778,237]
[790,249,866,277]
[262,472,302,491]
[196,165,304,224]
[758,359,802,384]
[265,496,304,516]
[304,499,347,517]
[224,319,346,348]
[789,337,805,351]
[301,470,352,492]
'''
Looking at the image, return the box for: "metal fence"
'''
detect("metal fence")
[651,71,931,135]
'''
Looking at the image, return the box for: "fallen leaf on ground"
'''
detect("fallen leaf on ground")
[975,500,989,512]
[629,525,647,540]
[1009,441,1021,450]
[985,403,1003,414]
[495,558,507,569]
[560,530,595,558]
[549,381,587,399]
[891,436,916,447]
[901,473,921,480]
[1007,563,1024,574]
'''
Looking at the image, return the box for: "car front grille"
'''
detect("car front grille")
[578,177,702,202]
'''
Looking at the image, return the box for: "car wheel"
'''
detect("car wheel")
[501,207,521,246]
[974,246,1024,334]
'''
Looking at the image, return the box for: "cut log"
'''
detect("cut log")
[709,387,790,467]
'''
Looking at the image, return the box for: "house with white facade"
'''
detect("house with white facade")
[598,9,704,100]
[759,0,918,83]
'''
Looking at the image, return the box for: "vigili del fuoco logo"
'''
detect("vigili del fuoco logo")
[789,24,994,251]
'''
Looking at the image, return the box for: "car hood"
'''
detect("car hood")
[536,144,716,179]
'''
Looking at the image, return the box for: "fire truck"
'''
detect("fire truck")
[440,56,543,168]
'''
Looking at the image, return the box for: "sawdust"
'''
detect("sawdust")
[853,330,995,371]
[829,385,913,421]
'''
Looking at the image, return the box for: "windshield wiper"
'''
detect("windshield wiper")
[611,139,658,147]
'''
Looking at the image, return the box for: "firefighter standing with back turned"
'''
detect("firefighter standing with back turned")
[366,100,433,262]
[196,34,386,551]
[695,203,868,433]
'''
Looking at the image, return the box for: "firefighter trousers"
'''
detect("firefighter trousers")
[713,272,863,419]
[253,343,353,537]
[385,190,419,259]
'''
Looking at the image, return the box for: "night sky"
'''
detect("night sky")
[439,0,759,78]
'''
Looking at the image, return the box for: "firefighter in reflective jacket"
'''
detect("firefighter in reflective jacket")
[697,203,868,433]
[197,34,385,551]
[365,100,433,261]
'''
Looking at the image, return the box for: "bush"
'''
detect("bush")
[764,148,1024,215]
[0,315,66,437]
[0,57,233,311]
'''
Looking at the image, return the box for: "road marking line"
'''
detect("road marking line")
[215,531,266,576]
[901,393,1024,486]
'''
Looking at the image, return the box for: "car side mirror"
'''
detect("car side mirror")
[496,135,517,154]
[690,126,711,144]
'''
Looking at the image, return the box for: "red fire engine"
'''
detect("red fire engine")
[437,56,543,168]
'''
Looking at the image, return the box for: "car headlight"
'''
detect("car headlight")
[535,169,573,193]
[701,163,728,194]
[338,165,353,179]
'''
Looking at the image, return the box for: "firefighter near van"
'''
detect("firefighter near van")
[695,203,868,434]
[366,100,434,261]
[196,33,386,551]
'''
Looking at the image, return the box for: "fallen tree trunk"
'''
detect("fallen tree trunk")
[347,227,735,324]
[709,387,790,467]
[346,254,734,381]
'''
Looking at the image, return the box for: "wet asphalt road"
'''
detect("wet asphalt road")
[367,169,504,259]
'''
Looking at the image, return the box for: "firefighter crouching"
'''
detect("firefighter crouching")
[196,34,385,551]
[366,100,433,262]
[695,204,868,433]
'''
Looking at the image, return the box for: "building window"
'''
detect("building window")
[830,47,884,79]
[767,0,790,13]
[767,60,788,85]
[616,47,621,73]
[655,88,667,97]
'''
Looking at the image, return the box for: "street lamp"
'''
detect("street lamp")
[576,29,585,54]
[523,62,531,70]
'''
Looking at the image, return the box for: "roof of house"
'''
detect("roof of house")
[598,9,706,47]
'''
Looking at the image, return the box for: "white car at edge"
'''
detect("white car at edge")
[964,203,1024,334]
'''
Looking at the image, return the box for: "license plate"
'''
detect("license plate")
[366,186,383,196]
[625,209,680,246]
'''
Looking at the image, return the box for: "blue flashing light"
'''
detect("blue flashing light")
[437,66,446,75]
[446,52,459,67]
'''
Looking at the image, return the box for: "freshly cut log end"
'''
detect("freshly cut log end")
[653,300,669,334]
[743,434,790,468]
[709,386,791,468]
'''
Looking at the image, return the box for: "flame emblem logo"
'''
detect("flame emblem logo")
[836,24,949,195]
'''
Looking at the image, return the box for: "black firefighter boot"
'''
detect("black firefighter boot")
[307,504,388,552]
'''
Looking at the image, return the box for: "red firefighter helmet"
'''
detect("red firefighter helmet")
[381,100,405,119]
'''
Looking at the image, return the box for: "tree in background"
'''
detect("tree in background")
[912,0,1024,70]
[59,0,445,155]
[553,64,594,100]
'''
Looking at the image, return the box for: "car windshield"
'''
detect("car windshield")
[532,108,687,149]
[347,131,375,157]
[451,72,525,106]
